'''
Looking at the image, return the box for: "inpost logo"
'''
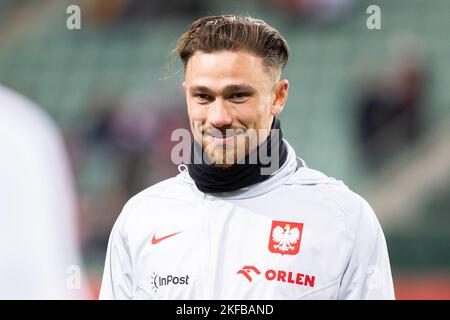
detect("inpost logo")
[151,272,190,293]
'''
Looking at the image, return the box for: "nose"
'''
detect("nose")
[208,99,233,128]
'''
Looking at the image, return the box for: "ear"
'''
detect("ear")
[182,81,187,92]
[271,79,289,116]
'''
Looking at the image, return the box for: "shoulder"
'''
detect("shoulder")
[0,86,55,129]
[0,86,73,194]
[121,177,179,212]
[114,176,194,230]
[0,85,62,148]
[286,165,378,233]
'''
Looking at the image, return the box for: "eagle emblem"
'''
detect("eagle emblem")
[268,220,303,255]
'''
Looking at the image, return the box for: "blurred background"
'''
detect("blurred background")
[0,0,449,299]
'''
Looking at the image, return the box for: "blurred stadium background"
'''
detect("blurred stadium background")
[1,0,449,299]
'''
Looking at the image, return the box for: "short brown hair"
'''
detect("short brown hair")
[174,15,289,76]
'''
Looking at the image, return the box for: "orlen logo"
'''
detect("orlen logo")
[237,266,315,288]
[237,266,261,282]
[151,272,190,293]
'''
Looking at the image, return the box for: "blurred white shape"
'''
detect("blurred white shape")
[0,85,90,299]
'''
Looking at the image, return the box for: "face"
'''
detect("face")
[183,50,289,167]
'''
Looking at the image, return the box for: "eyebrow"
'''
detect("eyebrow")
[189,84,256,95]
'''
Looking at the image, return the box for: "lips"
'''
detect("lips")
[204,131,244,144]
[209,135,235,143]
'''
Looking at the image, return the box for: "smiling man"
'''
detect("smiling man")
[99,15,395,300]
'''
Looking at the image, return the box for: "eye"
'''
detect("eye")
[229,92,250,102]
[194,94,213,103]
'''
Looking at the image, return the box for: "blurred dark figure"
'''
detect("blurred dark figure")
[85,100,159,198]
[356,53,428,169]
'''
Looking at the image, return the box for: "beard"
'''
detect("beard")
[203,137,244,168]
[199,128,267,167]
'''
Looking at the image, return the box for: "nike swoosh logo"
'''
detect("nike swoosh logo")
[151,231,182,245]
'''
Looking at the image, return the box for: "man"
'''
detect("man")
[100,15,395,299]
[0,85,90,299]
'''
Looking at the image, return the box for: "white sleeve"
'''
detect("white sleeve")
[338,199,395,300]
[99,212,134,300]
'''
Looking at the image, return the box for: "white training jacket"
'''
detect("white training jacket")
[100,140,395,300]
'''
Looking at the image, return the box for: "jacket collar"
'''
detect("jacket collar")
[177,139,300,199]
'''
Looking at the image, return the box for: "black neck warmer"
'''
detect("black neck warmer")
[187,118,288,193]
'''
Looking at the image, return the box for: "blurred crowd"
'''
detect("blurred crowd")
[79,0,357,27]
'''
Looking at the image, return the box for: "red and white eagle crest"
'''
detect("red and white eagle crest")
[268,220,304,255]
